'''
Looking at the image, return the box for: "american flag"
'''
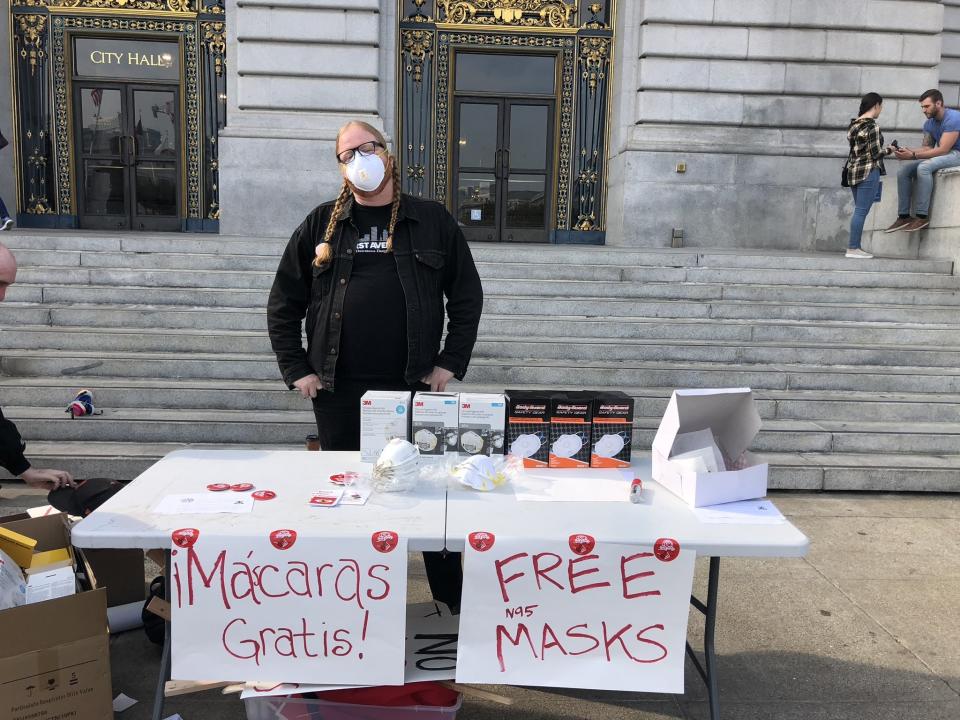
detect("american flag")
[90,88,103,107]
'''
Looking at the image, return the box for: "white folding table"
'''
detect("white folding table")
[71,449,448,719]
[444,457,810,720]
[71,449,448,552]
[71,450,809,720]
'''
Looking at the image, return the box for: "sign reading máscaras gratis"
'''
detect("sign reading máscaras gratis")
[170,528,408,685]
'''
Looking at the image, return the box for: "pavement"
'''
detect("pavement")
[2,487,958,720]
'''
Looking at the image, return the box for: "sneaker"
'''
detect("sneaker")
[884,217,913,233]
[0,218,12,231]
[904,217,929,232]
[845,248,874,259]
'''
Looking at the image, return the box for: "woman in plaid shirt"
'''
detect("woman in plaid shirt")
[845,93,894,258]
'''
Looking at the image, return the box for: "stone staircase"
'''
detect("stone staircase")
[1,231,959,491]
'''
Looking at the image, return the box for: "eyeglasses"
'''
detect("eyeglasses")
[336,141,384,164]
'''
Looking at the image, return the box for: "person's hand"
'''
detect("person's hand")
[293,374,322,399]
[894,147,913,160]
[421,366,455,392]
[20,467,75,490]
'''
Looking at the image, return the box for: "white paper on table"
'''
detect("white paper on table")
[152,493,253,515]
[339,487,372,506]
[692,499,785,524]
[112,693,138,712]
[161,715,184,720]
[512,467,632,502]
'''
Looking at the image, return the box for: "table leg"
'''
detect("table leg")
[686,556,721,720]
[151,550,172,720]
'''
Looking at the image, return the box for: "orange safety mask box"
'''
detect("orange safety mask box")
[548,391,593,468]
[590,391,634,468]
[505,390,550,468]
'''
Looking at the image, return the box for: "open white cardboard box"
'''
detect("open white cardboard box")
[652,388,768,507]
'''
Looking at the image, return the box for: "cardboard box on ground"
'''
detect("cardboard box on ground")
[0,512,114,720]
[652,388,768,507]
[0,589,113,720]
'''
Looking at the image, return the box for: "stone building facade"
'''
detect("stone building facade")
[3,0,959,250]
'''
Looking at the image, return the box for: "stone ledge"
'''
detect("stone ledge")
[866,163,960,272]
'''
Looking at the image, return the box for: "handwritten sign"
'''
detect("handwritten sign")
[239,601,459,699]
[455,532,695,692]
[170,528,408,685]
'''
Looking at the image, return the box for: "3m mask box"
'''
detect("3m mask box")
[412,392,459,462]
[458,393,506,457]
[651,388,768,507]
[360,390,411,462]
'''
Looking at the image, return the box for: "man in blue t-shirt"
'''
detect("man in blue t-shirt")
[885,89,960,233]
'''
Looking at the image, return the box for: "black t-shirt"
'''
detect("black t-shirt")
[336,202,408,382]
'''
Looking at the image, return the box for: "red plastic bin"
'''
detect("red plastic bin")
[244,687,462,720]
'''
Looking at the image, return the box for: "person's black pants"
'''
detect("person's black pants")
[312,379,463,613]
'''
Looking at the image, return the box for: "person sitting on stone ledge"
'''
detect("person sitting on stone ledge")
[885,89,960,233]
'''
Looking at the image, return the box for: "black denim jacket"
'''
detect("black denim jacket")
[267,194,483,392]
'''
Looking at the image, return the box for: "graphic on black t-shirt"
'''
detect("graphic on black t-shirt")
[356,224,389,253]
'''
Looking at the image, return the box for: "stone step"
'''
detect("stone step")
[6,233,954,275]
[6,404,959,455]
[13,248,283,272]
[3,349,960,393]
[464,358,960,394]
[4,305,960,346]
[473,244,957,276]
[2,377,959,423]
[4,325,960,367]
[2,231,284,256]
[758,451,960,492]
[8,282,960,319]
[2,441,957,493]
[488,296,960,325]
[6,291,960,329]
[12,268,960,304]
[13,251,960,289]
[470,336,960,368]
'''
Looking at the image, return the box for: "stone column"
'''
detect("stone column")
[219,0,397,237]
[940,0,960,105]
[607,0,945,250]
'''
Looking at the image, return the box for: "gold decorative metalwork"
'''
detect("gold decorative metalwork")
[401,29,433,84]
[582,2,606,28]
[572,33,610,232]
[52,15,202,218]
[579,36,608,96]
[438,1,577,29]
[29,0,195,11]
[25,148,54,214]
[203,21,226,76]
[15,15,48,77]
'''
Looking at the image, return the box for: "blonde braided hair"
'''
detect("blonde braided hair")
[314,121,401,266]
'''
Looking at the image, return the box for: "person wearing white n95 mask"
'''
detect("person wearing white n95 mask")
[267,121,483,614]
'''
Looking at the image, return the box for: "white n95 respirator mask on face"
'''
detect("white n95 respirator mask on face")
[345,152,386,192]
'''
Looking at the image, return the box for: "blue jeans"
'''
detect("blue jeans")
[0,193,9,220]
[849,168,880,250]
[897,150,960,216]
